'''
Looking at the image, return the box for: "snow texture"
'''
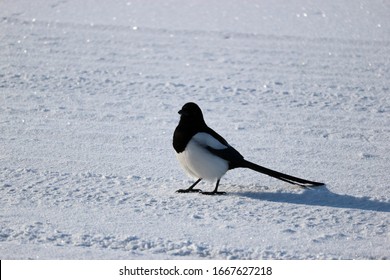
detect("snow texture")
[0,0,389,259]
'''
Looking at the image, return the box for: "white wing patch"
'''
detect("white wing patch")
[192,132,227,150]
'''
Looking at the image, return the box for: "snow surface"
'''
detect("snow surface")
[0,0,389,259]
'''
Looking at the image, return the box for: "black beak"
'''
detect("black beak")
[178,109,182,115]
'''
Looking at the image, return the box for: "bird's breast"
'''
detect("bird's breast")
[176,136,229,182]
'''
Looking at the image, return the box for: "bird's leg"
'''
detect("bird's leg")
[201,180,226,195]
[176,178,203,193]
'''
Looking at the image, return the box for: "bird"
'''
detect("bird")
[173,102,325,195]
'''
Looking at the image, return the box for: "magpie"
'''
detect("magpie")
[173,102,325,195]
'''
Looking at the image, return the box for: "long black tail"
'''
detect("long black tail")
[241,160,324,187]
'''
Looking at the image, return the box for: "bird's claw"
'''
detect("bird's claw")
[176,189,202,193]
[201,191,227,196]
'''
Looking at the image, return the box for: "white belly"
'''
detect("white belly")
[176,137,229,182]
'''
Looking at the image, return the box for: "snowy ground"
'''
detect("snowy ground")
[0,0,389,259]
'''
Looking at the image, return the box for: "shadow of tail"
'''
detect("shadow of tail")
[235,186,390,213]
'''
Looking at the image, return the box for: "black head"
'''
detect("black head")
[178,102,205,125]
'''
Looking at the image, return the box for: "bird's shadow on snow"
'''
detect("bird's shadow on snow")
[234,186,390,213]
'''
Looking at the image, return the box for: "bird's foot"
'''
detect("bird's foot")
[201,191,227,196]
[176,188,202,193]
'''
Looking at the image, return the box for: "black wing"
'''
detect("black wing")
[202,126,245,169]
